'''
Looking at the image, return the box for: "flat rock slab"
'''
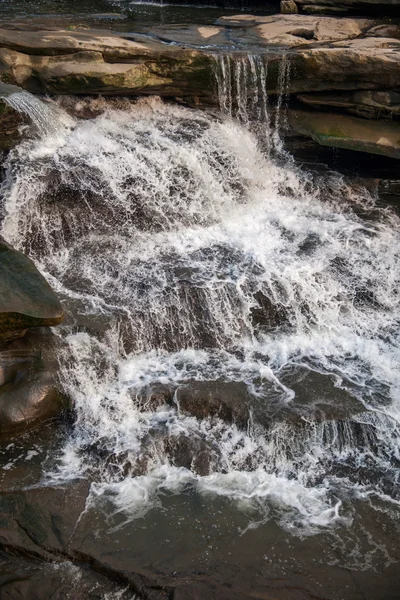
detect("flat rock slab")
[0,480,399,600]
[216,13,372,46]
[0,237,63,334]
[0,16,399,100]
[289,109,400,158]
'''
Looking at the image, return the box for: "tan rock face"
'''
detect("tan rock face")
[216,14,372,46]
[257,14,371,46]
[0,18,398,99]
[0,29,215,99]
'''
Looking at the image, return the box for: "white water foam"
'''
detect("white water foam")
[1,95,400,533]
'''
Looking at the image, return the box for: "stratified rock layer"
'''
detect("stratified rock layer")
[0,16,399,98]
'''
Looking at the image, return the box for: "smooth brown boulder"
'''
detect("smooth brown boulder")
[0,328,69,436]
[0,236,63,339]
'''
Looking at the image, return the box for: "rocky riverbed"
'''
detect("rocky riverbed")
[1,2,400,599]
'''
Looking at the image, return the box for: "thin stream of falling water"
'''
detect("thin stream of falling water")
[1,89,74,138]
[1,93,400,537]
[214,53,289,153]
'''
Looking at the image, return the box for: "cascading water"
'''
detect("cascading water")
[1,90,400,542]
[214,52,291,153]
[0,82,74,139]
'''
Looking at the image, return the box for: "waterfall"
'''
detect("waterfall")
[0,84,74,138]
[1,95,400,535]
[214,53,291,152]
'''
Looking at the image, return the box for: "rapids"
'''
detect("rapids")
[1,86,400,541]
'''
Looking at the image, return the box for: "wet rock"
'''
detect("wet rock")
[0,480,91,559]
[0,556,135,600]
[0,236,64,337]
[0,100,23,150]
[175,381,251,428]
[164,433,218,476]
[133,383,174,411]
[289,109,400,159]
[0,328,69,436]
[250,290,288,331]
[281,368,366,421]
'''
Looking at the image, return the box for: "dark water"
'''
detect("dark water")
[0,0,279,30]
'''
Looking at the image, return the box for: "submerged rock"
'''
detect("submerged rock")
[0,556,135,600]
[289,109,400,158]
[250,290,288,331]
[164,433,218,476]
[175,381,251,428]
[0,236,63,341]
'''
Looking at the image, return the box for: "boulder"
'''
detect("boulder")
[0,236,63,339]
[0,328,69,435]
[289,109,400,158]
